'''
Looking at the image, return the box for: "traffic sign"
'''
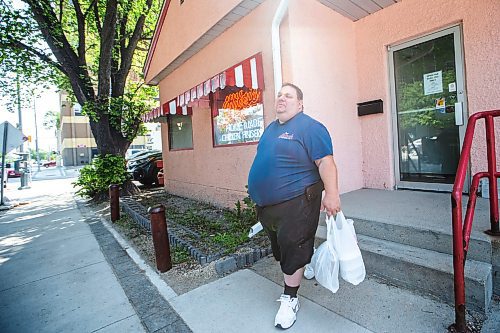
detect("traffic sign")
[0,121,27,154]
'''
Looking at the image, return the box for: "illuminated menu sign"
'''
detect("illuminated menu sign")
[222,89,261,110]
[213,89,264,146]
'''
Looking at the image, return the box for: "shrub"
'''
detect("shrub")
[73,154,128,199]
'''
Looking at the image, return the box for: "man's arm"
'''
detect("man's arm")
[315,155,341,216]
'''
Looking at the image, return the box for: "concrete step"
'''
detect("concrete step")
[316,225,492,312]
[316,213,491,263]
[355,217,491,263]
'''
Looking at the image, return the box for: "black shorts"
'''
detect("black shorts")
[256,181,324,275]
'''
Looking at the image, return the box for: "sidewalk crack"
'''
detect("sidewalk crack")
[90,313,143,332]
[0,260,105,293]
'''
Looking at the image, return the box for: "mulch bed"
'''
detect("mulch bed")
[120,189,271,267]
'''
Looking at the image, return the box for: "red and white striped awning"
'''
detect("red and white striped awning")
[143,52,264,123]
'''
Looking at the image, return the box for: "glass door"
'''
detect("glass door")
[389,26,467,191]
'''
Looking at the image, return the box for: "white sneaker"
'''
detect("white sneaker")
[304,263,315,280]
[274,294,300,329]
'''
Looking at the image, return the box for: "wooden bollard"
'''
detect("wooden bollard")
[148,204,172,272]
[109,184,120,222]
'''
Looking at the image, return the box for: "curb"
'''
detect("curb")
[0,200,19,210]
[75,199,191,333]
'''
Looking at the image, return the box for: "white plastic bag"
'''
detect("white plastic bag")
[310,216,340,293]
[331,211,366,285]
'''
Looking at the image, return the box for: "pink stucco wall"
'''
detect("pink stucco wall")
[156,0,365,205]
[157,0,281,207]
[145,0,242,83]
[355,0,500,187]
[284,0,364,194]
[150,0,499,207]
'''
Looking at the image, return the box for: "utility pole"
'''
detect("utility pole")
[1,123,8,206]
[16,72,23,152]
[33,97,40,172]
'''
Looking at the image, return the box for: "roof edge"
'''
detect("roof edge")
[143,0,171,84]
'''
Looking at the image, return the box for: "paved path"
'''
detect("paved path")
[0,173,190,332]
[77,199,191,333]
[0,179,145,332]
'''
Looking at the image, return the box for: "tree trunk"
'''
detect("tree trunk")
[89,115,129,156]
[86,105,141,199]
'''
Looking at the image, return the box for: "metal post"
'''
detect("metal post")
[109,184,120,222]
[449,112,477,333]
[451,194,467,332]
[149,205,172,272]
[485,116,499,235]
[1,122,8,206]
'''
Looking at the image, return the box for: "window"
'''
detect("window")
[168,115,193,150]
[73,103,82,116]
[211,86,264,147]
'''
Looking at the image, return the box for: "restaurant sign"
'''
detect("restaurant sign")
[213,89,264,146]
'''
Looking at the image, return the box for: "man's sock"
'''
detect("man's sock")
[284,283,299,298]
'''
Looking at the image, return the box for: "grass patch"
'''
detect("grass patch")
[171,246,191,264]
[115,215,143,239]
[114,213,196,266]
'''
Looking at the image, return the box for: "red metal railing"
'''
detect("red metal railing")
[451,109,500,332]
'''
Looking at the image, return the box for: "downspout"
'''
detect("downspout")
[247,0,290,237]
[271,0,289,96]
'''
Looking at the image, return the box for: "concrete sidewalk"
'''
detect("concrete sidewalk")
[170,269,372,333]
[1,177,497,332]
[0,181,146,332]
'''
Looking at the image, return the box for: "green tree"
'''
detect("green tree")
[28,148,49,161]
[1,0,161,197]
[42,109,60,131]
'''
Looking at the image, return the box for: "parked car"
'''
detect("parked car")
[125,149,160,162]
[7,169,21,178]
[127,151,163,185]
[125,148,148,161]
[1,163,21,178]
[43,160,57,168]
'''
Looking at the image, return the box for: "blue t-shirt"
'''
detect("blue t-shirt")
[248,112,333,206]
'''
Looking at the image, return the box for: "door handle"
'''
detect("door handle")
[455,102,464,126]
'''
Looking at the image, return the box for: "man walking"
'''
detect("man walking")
[248,83,341,329]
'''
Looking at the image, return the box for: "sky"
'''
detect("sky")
[1,0,60,152]
[0,88,60,152]
[1,0,161,154]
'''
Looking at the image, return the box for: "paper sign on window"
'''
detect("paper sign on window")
[435,97,446,114]
[423,70,443,95]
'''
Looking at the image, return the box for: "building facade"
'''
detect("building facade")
[59,92,158,166]
[59,92,96,166]
[143,0,500,208]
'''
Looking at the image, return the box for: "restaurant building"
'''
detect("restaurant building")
[143,0,499,208]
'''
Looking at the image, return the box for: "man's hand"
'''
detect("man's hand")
[316,155,341,217]
[321,192,341,217]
